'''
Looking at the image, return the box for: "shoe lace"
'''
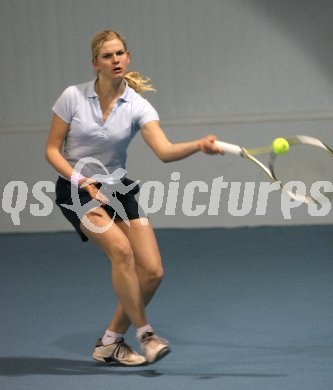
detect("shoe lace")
[114,338,136,359]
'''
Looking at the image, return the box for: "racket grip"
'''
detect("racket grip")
[215,140,243,155]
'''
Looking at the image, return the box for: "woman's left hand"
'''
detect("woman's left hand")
[81,180,110,206]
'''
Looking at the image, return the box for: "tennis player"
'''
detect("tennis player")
[45,29,221,366]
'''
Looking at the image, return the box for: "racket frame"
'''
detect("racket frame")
[215,135,333,204]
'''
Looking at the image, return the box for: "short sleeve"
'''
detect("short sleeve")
[134,97,160,129]
[52,86,77,124]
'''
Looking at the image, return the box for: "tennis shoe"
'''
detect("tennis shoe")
[139,332,170,363]
[92,337,146,366]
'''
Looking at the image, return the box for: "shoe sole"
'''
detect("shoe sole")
[92,352,147,367]
[147,346,170,364]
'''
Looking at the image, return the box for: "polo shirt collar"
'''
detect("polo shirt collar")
[87,80,98,98]
[120,81,131,102]
[87,79,131,102]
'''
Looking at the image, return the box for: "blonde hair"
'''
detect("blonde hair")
[91,30,155,95]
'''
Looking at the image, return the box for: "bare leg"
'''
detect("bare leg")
[106,218,164,334]
[80,209,148,329]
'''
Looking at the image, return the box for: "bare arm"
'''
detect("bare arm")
[45,114,109,202]
[45,114,75,179]
[141,120,222,163]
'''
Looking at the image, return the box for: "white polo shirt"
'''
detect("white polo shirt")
[52,79,159,179]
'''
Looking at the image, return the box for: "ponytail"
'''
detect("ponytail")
[125,71,156,95]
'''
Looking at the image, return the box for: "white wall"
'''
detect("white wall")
[1,0,333,233]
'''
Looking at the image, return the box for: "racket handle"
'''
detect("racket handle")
[215,140,243,155]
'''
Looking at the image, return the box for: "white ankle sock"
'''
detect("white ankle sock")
[102,330,124,346]
[136,324,154,340]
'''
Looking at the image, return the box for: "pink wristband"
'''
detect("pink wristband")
[70,172,86,188]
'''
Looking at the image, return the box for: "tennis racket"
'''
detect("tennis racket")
[215,135,333,204]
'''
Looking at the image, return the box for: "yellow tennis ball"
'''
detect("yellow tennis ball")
[272,137,289,155]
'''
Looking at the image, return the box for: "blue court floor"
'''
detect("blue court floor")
[1,225,333,389]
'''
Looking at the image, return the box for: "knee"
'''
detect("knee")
[155,267,164,284]
[108,242,135,273]
[112,241,133,260]
[145,266,164,287]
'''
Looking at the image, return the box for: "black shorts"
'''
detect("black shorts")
[55,176,144,242]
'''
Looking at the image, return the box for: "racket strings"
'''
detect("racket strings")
[271,145,333,201]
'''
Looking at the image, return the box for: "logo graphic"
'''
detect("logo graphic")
[1,157,332,227]
[61,157,139,233]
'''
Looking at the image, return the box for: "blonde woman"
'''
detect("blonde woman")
[45,30,221,366]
